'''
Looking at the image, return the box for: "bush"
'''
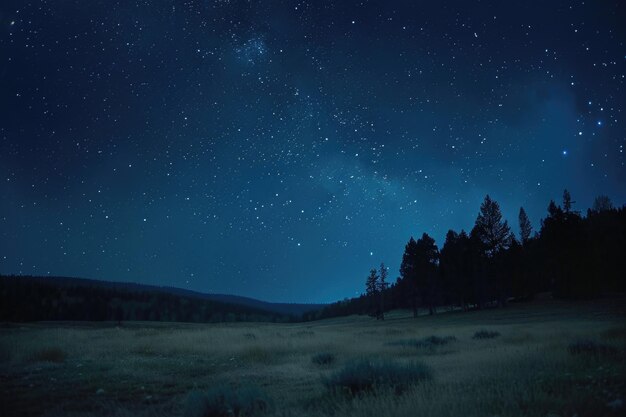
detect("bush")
[567,339,618,357]
[291,330,315,337]
[389,335,457,350]
[184,384,272,417]
[472,330,500,339]
[311,352,335,366]
[324,359,432,395]
[31,347,67,363]
[240,346,274,364]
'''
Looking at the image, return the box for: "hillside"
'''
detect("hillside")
[0,275,325,323]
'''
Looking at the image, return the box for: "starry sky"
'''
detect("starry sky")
[1,1,624,303]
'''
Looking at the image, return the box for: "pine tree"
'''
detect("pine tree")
[400,237,420,317]
[592,195,613,212]
[518,207,533,244]
[472,196,511,307]
[378,262,388,320]
[473,195,511,257]
[365,268,379,317]
[415,233,439,315]
[563,189,575,213]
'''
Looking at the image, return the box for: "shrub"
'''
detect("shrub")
[425,335,457,345]
[388,335,457,351]
[472,330,500,339]
[240,346,274,364]
[291,330,315,337]
[31,347,67,363]
[130,344,157,356]
[184,384,272,417]
[311,352,335,366]
[567,339,618,357]
[325,359,432,395]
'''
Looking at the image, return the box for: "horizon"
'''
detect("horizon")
[1,0,624,304]
[2,192,622,305]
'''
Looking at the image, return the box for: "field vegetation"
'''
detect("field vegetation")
[1,296,624,417]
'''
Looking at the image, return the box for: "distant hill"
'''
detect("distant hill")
[160,287,326,316]
[0,275,326,323]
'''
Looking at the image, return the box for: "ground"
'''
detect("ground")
[1,295,625,417]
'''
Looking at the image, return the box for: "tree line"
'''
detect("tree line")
[311,192,625,320]
[0,275,297,323]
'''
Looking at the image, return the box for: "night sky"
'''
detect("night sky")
[1,1,624,303]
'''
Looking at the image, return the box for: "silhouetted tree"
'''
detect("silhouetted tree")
[473,195,512,257]
[378,263,388,320]
[563,189,575,214]
[413,233,439,315]
[440,230,475,310]
[400,237,420,317]
[439,230,459,308]
[315,192,625,320]
[472,195,511,306]
[592,195,614,212]
[518,207,532,244]
[365,268,379,317]
[540,194,591,298]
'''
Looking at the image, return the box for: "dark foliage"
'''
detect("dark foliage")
[472,330,501,339]
[518,207,533,244]
[388,336,457,351]
[31,347,67,363]
[0,275,297,323]
[567,339,619,357]
[185,385,272,417]
[324,359,432,395]
[5,190,622,324]
[399,233,439,317]
[315,192,626,320]
[311,352,336,365]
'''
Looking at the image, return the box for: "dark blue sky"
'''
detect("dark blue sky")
[1,1,624,303]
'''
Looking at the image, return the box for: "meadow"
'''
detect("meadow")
[1,295,624,417]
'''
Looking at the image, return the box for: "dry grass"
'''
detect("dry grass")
[30,347,67,363]
[1,298,625,416]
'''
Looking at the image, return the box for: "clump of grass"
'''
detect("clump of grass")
[31,347,67,363]
[602,326,626,341]
[291,330,315,337]
[388,335,457,353]
[184,384,272,417]
[130,345,157,356]
[384,328,404,336]
[240,346,274,364]
[324,359,432,395]
[472,330,500,339]
[312,352,336,366]
[567,339,618,357]
[243,333,257,340]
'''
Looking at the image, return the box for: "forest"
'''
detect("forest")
[311,191,625,320]
[0,275,298,323]
[1,191,623,324]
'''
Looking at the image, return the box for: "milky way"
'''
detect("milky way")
[1,1,624,302]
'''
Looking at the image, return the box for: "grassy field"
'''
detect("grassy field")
[1,295,625,417]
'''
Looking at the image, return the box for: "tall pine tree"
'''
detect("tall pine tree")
[378,262,388,320]
[473,195,511,257]
[400,237,420,317]
[365,268,379,317]
[518,207,532,244]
